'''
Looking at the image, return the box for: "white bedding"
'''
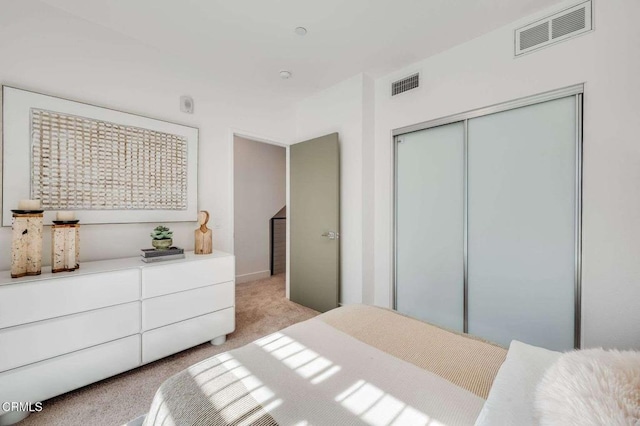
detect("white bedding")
[474,340,561,426]
[145,319,486,426]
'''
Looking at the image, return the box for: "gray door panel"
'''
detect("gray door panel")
[290,133,340,312]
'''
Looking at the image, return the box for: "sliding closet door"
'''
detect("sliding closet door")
[396,122,464,331]
[467,96,577,350]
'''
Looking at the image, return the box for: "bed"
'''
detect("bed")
[141,304,640,425]
[141,305,507,426]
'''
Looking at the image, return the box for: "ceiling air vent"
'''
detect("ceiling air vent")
[515,0,592,56]
[392,73,419,96]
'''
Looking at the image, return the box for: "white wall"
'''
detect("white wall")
[373,0,640,349]
[361,74,376,305]
[0,0,294,270]
[295,74,373,305]
[233,136,286,282]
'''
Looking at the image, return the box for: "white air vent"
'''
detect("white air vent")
[515,1,592,56]
[392,73,419,96]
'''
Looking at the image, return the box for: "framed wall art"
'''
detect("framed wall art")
[1,86,199,226]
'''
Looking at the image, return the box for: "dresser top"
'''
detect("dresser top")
[0,250,233,287]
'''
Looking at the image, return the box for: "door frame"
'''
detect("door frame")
[391,83,584,348]
[228,128,291,298]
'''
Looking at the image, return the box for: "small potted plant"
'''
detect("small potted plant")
[150,225,173,250]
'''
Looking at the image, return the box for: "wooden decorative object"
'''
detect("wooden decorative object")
[194,211,212,255]
[51,224,80,273]
[11,213,43,278]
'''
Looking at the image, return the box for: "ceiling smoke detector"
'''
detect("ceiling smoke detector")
[294,27,307,36]
[279,70,292,79]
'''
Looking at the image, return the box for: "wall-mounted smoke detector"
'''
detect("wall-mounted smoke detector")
[294,27,307,36]
[279,70,292,79]
[515,0,592,56]
[391,73,419,96]
[180,96,194,114]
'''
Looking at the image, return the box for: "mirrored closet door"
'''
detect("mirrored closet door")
[394,86,582,351]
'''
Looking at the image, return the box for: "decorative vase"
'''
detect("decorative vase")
[152,238,173,250]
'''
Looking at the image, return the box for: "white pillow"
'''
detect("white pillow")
[474,340,561,426]
[535,349,640,426]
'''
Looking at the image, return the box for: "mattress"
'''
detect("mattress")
[143,305,507,426]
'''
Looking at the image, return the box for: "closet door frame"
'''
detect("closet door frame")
[392,84,584,348]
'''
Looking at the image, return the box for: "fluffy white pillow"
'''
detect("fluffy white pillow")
[474,340,561,426]
[535,349,640,426]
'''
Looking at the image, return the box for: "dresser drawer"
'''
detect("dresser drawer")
[142,282,234,331]
[142,307,235,364]
[0,270,139,329]
[0,335,140,415]
[0,302,140,373]
[141,256,234,298]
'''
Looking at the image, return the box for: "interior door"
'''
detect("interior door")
[290,133,340,312]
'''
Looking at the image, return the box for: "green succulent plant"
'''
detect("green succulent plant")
[150,225,173,240]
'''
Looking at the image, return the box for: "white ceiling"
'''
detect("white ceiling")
[40,0,562,101]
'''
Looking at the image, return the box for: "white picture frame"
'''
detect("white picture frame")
[1,86,199,226]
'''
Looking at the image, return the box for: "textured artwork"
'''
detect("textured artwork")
[31,109,188,211]
[2,86,199,226]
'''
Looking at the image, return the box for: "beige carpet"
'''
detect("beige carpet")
[18,274,318,426]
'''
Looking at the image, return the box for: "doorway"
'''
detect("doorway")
[233,134,287,284]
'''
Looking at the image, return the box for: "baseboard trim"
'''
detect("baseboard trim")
[235,270,271,284]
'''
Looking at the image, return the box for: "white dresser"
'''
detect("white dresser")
[0,251,235,425]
